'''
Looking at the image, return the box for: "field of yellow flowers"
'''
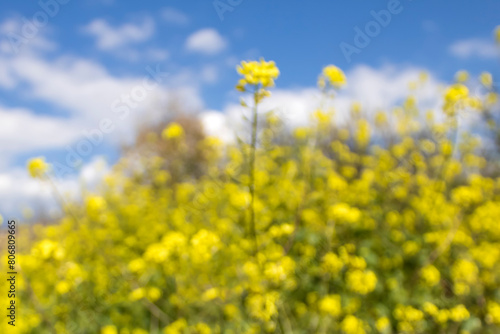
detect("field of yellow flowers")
[2,46,500,333]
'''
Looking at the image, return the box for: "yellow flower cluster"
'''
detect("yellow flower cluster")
[487,301,500,324]
[246,291,279,321]
[341,315,367,334]
[375,316,390,332]
[443,83,469,115]
[319,294,342,317]
[480,72,493,88]
[420,264,440,286]
[455,70,469,83]
[321,252,344,275]
[236,58,280,91]
[451,258,479,295]
[328,203,361,224]
[27,156,49,178]
[162,122,184,140]
[423,302,470,325]
[394,305,424,332]
[346,269,377,295]
[318,65,347,89]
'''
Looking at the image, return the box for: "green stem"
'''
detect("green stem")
[249,87,259,256]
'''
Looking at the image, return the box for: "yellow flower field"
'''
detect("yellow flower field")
[2,42,500,333]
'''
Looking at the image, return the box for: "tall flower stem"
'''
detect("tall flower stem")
[235,59,279,257]
[248,87,259,256]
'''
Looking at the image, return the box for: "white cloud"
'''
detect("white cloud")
[0,106,83,154]
[78,156,110,189]
[201,65,218,83]
[0,17,213,219]
[145,48,169,61]
[0,157,109,219]
[0,18,19,33]
[449,38,498,59]
[0,17,57,55]
[199,111,234,143]
[161,7,189,25]
[0,168,55,219]
[82,17,155,50]
[81,17,168,62]
[201,65,445,143]
[185,28,227,55]
[340,65,442,114]
[4,54,145,123]
[112,47,169,62]
[0,62,15,88]
[0,39,204,163]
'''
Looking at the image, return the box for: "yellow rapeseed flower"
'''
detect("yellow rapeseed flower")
[318,294,341,317]
[319,65,346,89]
[419,71,428,83]
[101,325,118,334]
[129,287,145,301]
[423,302,439,317]
[27,157,49,178]
[449,304,470,322]
[128,258,146,273]
[341,315,366,334]
[224,304,239,319]
[480,72,493,88]
[375,317,390,332]
[132,329,149,334]
[202,287,219,301]
[55,281,71,294]
[86,196,106,214]
[346,269,377,295]
[147,287,162,301]
[164,318,188,334]
[328,203,361,224]
[487,301,500,324]
[321,252,344,275]
[195,323,212,334]
[420,265,440,286]
[451,259,478,289]
[455,70,469,83]
[162,122,184,140]
[445,84,469,104]
[293,127,309,140]
[236,58,280,91]
[246,292,279,321]
[443,84,469,115]
[436,309,450,324]
[375,111,387,127]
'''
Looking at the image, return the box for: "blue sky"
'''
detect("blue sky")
[0,0,499,218]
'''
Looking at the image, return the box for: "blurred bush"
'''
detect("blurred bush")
[124,114,209,183]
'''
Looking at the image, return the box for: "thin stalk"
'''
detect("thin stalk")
[249,86,259,256]
[44,174,80,225]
